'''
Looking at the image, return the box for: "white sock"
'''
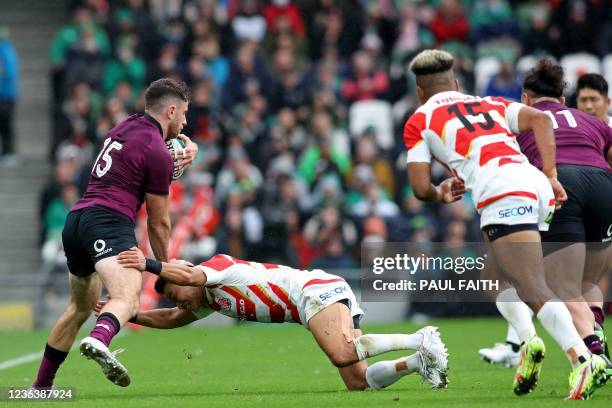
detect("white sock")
[505,302,534,345]
[506,323,520,346]
[496,288,536,343]
[353,333,423,360]
[536,301,591,367]
[365,354,420,390]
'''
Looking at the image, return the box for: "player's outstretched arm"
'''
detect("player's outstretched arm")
[157,261,207,286]
[94,299,197,329]
[117,248,207,286]
[132,308,198,329]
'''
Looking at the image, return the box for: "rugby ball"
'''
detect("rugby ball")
[166,137,187,180]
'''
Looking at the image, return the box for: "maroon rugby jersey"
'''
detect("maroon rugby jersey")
[517,101,612,172]
[71,114,173,221]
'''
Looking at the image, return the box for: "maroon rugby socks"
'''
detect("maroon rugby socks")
[89,312,121,347]
[32,344,68,388]
[590,305,605,328]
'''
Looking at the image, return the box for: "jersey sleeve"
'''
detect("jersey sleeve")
[403,112,431,163]
[486,96,524,134]
[145,139,173,195]
[197,265,235,286]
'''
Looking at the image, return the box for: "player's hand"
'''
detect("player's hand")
[177,134,198,170]
[94,299,108,315]
[548,176,567,209]
[437,177,466,203]
[117,247,146,272]
[170,258,195,267]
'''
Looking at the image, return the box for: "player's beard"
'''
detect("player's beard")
[167,117,181,140]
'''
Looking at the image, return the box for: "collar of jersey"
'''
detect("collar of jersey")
[142,113,164,138]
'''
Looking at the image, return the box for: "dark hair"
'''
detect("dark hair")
[154,278,168,295]
[577,73,609,97]
[522,58,566,98]
[144,78,190,112]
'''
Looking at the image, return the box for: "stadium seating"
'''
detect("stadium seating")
[560,53,601,93]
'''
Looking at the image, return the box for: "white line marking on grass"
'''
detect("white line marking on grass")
[0,331,129,371]
[0,352,43,370]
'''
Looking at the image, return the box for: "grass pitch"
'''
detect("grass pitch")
[0,317,611,407]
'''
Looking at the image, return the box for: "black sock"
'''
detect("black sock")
[506,341,520,353]
[44,343,68,363]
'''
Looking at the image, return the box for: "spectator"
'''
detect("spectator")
[304,203,358,252]
[350,133,395,196]
[521,4,554,56]
[148,0,184,22]
[184,79,215,141]
[39,145,83,244]
[261,161,308,225]
[361,214,388,243]
[350,180,400,219]
[160,17,188,46]
[124,0,162,62]
[270,48,310,111]
[192,35,229,90]
[102,36,146,96]
[215,145,263,205]
[0,26,19,166]
[429,0,470,45]
[231,0,267,43]
[549,0,606,56]
[297,111,350,186]
[50,7,110,101]
[308,6,363,60]
[309,234,357,270]
[43,183,79,241]
[341,50,389,103]
[392,3,435,62]
[267,107,307,156]
[148,43,180,82]
[52,83,97,156]
[283,208,315,268]
[389,186,439,241]
[469,0,520,44]
[214,195,262,260]
[484,51,522,101]
[262,0,306,37]
[222,41,271,112]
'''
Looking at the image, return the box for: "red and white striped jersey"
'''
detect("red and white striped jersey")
[192,254,346,324]
[404,91,527,197]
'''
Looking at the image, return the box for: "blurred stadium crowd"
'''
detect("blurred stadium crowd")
[37,0,612,274]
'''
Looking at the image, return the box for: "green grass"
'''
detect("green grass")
[0,318,611,407]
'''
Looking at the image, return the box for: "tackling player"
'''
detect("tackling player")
[32,78,197,389]
[403,49,607,400]
[105,248,450,391]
